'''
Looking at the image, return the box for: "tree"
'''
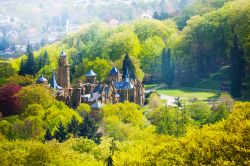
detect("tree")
[24,43,36,76]
[162,49,174,88]
[43,50,50,65]
[122,53,136,80]
[188,101,211,125]
[139,36,165,81]
[44,128,53,141]
[0,58,16,79]
[79,116,99,143]
[76,103,91,118]
[19,58,26,75]
[230,32,245,98]
[207,104,229,124]
[108,30,141,60]
[54,121,68,143]
[68,115,79,138]
[0,84,22,117]
[37,55,44,73]
[17,85,55,110]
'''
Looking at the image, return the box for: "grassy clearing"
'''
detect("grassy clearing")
[144,83,161,90]
[156,87,220,100]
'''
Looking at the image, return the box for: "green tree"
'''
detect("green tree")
[76,103,91,118]
[17,85,55,110]
[19,58,26,75]
[44,128,53,141]
[79,116,99,143]
[68,115,79,138]
[108,30,141,60]
[24,44,35,76]
[162,49,174,87]
[208,104,229,124]
[139,36,165,81]
[43,50,50,65]
[230,32,245,98]
[122,53,136,80]
[188,101,211,125]
[54,121,68,143]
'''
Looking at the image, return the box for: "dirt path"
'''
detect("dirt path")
[146,84,177,106]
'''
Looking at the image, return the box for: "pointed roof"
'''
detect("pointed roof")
[125,67,130,82]
[50,72,62,90]
[86,70,97,77]
[60,51,67,57]
[109,66,119,75]
[36,75,48,84]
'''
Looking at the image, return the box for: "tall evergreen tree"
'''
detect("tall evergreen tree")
[122,53,136,80]
[37,55,44,73]
[162,48,175,88]
[44,128,53,141]
[68,115,79,138]
[54,121,68,143]
[19,58,26,75]
[43,50,50,65]
[230,32,245,98]
[79,116,100,143]
[24,43,35,76]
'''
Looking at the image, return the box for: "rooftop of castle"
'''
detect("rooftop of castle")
[60,51,67,57]
[109,66,119,75]
[36,75,48,84]
[86,70,97,77]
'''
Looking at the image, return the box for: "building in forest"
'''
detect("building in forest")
[37,51,145,109]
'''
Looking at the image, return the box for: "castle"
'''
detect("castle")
[37,51,145,109]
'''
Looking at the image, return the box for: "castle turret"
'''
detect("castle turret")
[58,51,70,89]
[86,70,97,84]
[108,66,122,82]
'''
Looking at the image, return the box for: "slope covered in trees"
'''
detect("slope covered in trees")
[2,0,248,98]
[0,1,250,164]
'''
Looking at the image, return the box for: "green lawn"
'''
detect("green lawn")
[144,83,161,90]
[156,87,220,100]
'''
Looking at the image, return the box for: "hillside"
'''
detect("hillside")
[0,0,250,165]
[2,0,248,99]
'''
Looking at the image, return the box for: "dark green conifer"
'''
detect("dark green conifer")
[54,121,68,143]
[230,32,245,98]
[19,58,26,75]
[68,115,79,138]
[44,128,53,141]
[162,48,175,88]
[43,50,50,65]
[122,53,136,80]
[79,116,99,142]
[24,43,35,76]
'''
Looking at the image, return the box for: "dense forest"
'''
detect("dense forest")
[0,0,250,165]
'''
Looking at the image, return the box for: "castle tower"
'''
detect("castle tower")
[108,66,122,82]
[86,70,97,84]
[58,51,70,89]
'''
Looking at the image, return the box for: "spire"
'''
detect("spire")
[61,51,67,57]
[50,71,62,90]
[125,67,130,82]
